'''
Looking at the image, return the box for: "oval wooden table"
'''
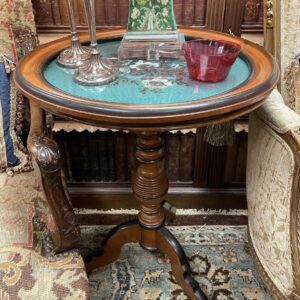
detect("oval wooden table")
[15,28,279,300]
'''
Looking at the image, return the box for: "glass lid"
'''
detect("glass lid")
[43,40,252,106]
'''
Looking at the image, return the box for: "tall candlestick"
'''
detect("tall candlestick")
[57,0,90,68]
[74,0,117,85]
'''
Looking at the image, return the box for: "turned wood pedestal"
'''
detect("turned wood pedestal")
[85,131,207,299]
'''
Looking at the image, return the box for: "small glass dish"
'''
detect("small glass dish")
[183,39,241,82]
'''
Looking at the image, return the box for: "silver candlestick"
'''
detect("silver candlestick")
[57,0,90,68]
[74,0,117,85]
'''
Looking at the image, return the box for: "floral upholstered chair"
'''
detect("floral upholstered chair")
[247,89,300,299]
[0,1,89,299]
[0,164,89,299]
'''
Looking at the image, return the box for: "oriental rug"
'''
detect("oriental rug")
[79,223,273,300]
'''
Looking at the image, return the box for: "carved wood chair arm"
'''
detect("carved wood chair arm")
[27,102,80,253]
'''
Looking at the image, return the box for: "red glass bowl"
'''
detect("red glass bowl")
[183,39,241,82]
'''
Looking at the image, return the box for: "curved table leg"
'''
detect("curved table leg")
[85,220,141,274]
[157,227,208,300]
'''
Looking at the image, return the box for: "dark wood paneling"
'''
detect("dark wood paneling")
[205,0,226,32]
[193,128,210,187]
[32,0,261,35]
[223,0,246,36]
[68,183,247,209]
[224,131,248,186]
[53,125,248,209]
[242,0,263,32]
[54,130,199,183]
[207,145,227,188]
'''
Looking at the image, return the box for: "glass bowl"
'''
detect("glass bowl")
[183,39,241,82]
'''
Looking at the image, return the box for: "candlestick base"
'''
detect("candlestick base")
[57,35,90,68]
[74,50,117,85]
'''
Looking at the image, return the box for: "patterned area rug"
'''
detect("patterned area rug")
[79,225,273,300]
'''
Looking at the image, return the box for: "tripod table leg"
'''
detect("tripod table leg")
[156,226,208,300]
[85,220,141,274]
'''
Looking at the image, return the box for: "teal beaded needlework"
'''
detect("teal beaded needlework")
[127,0,177,31]
[43,41,252,105]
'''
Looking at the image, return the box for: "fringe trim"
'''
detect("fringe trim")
[284,60,297,109]
[80,224,249,234]
[74,208,248,216]
[0,54,15,73]
[1,54,33,176]
[52,120,197,135]
[284,60,300,114]
[0,104,7,170]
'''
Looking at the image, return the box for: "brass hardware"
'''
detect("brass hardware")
[265,0,274,28]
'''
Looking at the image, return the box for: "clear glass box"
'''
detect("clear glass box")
[118,30,185,61]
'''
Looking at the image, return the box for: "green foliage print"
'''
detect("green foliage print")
[127,0,177,31]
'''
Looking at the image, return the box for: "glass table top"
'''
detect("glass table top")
[43,40,252,106]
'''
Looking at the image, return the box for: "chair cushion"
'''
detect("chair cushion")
[0,0,36,61]
[0,166,90,299]
[0,166,55,253]
[0,246,89,300]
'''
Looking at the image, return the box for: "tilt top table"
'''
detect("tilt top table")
[15,28,279,299]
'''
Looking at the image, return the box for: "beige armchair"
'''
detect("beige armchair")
[247,89,300,299]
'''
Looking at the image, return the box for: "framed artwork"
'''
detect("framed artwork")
[127,0,177,31]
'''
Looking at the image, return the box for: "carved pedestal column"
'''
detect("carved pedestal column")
[134,131,167,228]
[85,131,208,300]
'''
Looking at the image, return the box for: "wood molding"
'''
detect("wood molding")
[284,130,300,297]
[263,0,280,63]
[68,184,247,210]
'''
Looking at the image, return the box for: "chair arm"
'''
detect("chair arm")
[256,89,300,134]
[247,89,300,298]
[27,102,80,253]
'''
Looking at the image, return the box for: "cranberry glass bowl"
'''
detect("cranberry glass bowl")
[183,39,241,82]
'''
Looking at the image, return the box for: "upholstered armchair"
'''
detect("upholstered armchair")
[0,3,89,298]
[0,163,89,299]
[247,89,300,299]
